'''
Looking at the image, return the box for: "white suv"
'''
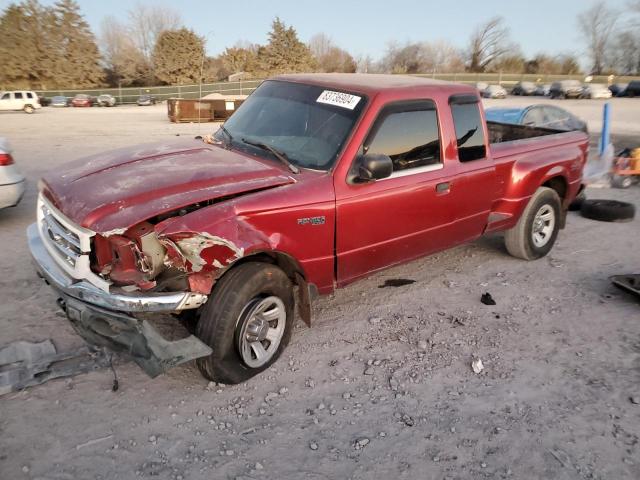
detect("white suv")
[0,90,42,114]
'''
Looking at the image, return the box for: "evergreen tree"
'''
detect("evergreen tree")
[257,18,315,75]
[0,4,31,88]
[53,0,103,88]
[152,28,204,85]
[0,1,58,89]
[0,0,103,89]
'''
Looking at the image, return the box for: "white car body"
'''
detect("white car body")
[0,90,42,113]
[583,84,612,99]
[483,85,507,98]
[0,138,26,209]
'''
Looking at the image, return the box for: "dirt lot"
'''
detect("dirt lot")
[1,100,639,480]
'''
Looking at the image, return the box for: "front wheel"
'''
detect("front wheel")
[195,262,294,384]
[504,187,561,260]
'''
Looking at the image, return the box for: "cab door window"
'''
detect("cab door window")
[363,101,441,174]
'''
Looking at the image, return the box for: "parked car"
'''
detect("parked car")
[0,90,42,114]
[511,81,537,96]
[71,94,95,107]
[581,83,612,99]
[482,84,507,99]
[0,138,25,210]
[38,95,51,107]
[29,74,588,383]
[96,94,116,107]
[549,80,583,99]
[475,82,489,95]
[620,80,640,97]
[50,95,70,107]
[485,104,588,133]
[609,83,628,97]
[137,94,157,106]
[534,84,551,96]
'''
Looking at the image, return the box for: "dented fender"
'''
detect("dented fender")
[154,204,275,294]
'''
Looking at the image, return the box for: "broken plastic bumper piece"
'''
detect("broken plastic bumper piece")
[27,223,212,377]
[63,297,211,377]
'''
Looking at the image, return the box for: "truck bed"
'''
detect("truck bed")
[487,120,567,144]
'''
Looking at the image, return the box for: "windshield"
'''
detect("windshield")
[216,80,367,171]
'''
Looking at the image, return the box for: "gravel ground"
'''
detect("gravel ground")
[0,102,639,480]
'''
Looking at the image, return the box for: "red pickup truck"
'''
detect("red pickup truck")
[28,74,588,383]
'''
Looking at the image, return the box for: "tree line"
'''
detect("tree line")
[0,0,639,91]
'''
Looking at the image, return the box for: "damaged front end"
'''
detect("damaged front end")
[26,195,249,377]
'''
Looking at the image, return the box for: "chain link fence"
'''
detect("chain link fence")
[34,74,640,104]
[35,80,263,105]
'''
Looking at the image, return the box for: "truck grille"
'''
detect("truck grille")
[40,203,83,267]
[36,194,111,292]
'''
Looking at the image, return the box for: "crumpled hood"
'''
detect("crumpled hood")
[41,140,294,233]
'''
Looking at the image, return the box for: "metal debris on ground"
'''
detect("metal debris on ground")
[378,279,416,288]
[610,274,640,300]
[0,339,111,396]
[481,292,497,305]
[471,358,484,374]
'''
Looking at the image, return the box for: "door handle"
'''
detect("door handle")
[436,182,451,193]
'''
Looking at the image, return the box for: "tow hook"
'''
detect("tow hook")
[56,297,66,312]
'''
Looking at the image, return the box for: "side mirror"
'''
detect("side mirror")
[354,153,393,182]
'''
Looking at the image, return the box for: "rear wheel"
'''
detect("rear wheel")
[195,262,294,384]
[504,187,561,260]
[23,104,34,114]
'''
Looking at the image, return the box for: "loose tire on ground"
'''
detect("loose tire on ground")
[580,199,635,223]
[504,187,561,260]
[195,262,294,384]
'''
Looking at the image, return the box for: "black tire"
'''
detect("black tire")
[611,174,633,189]
[568,190,586,211]
[504,187,561,260]
[195,262,294,384]
[580,199,635,222]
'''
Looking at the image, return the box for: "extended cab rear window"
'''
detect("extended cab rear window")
[450,95,486,162]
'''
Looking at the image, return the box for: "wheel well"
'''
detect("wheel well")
[223,251,304,283]
[543,176,568,200]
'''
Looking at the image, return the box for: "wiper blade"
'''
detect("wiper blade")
[241,137,300,174]
[219,124,233,146]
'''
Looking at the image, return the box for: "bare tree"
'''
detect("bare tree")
[100,16,146,85]
[355,54,375,73]
[308,33,357,73]
[467,17,511,72]
[308,33,333,59]
[608,31,640,74]
[421,40,465,73]
[577,2,618,74]
[379,40,464,74]
[127,3,182,64]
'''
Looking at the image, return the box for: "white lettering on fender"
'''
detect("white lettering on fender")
[316,90,361,110]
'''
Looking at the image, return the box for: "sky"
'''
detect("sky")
[1,0,632,63]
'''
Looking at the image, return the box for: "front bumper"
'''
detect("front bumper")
[27,223,212,377]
